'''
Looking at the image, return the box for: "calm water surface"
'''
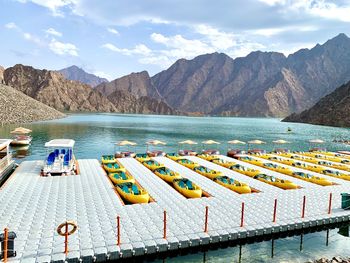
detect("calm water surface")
[1,113,350,262]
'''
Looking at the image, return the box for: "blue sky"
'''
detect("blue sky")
[1,0,350,80]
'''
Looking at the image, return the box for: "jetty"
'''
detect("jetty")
[1,153,350,262]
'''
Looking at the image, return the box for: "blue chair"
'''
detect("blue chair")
[54,149,59,157]
[63,154,70,166]
[132,184,139,195]
[186,180,194,190]
[122,185,129,193]
[61,149,66,155]
[178,181,186,188]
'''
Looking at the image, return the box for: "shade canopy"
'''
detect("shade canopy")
[45,139,75,148]
[10,127,32,134]
[273,139,290,144]
[227,140,246,145]
[116,140,137,146]
[146,140,166,145]
[178,140,198,145]
[202,140,220,145]
[0,139,12,150]
[248,140,266,144]
[309,139,325,144]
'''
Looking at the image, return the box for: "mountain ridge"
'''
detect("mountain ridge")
[58,65,108,87]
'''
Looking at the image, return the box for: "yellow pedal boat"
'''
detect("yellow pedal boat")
[312,154,350,164]
[238,156,264,166]
[173,178,202,198]
[321,169,350,181]
[177,159,199,169]
[212,158,236,168]
[193,165,222,179]
[115,182,150,204]
[103,163,126,173]
[253,174,298,190]
[317,161,350,171]
[166,153,183,161]
[135,153,151,162]
[153,167,182,183]
[197,154,219,161]
[213,176,251,194]
[262,163,293,175]
[142,160,164,170]
[229,164,261,177]
[101,155,115,164]
[109,171,135,184]
[291,171,332,186]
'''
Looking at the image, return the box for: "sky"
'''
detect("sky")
[1,0,350,80]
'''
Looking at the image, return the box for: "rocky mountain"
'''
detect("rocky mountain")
[58,65,108,87]
[3,64,177,115]
[4,64,116,112]
[283,80,350,127]
[96,71,162,100]
[0,66,4,84]
[0,83,65,124]
[151,33,350,117]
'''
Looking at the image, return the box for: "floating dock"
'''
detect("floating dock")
[1,155,350,262]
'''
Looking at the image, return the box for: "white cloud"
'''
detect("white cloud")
[16,0,77,16]
[107,28,119,35]
[194,24,237,50]
[93,71,111,81]
[23,32,43,45]
[46,28,62,37]
[49,39,78,56]
[102,43,152,56]
[5,22,18,29]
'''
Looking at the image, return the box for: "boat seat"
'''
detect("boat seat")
[132,184,139,195]
[186,180,194,190]
[54,149,59,157]
[122,185,129,193]
[61,149,66,155]
[121,172,127,180]
[178,181,186,188]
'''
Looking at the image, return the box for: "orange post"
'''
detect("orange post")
[163,210,167,239]
[204,206,209,233]
[117,216,121,246]
[301,196,306,218]
[64,222,68,255]
[240,202,245,227]
[273,199,277,223]
[328,193,333,214]
[3,228,8,263]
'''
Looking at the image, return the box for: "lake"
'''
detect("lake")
[1,113,350,262]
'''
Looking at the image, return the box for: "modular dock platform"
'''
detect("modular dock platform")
[1,156,350,262]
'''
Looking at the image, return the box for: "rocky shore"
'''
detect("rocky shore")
[0,84,65,125]
[311,257,350,263]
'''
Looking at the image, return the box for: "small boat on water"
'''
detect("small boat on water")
[10,127,32,146]
[178,149,197,156]
[238,156,264,166]
[212,158,236,168]
[142,160,164,170]
[0,139,16,185]
[173,178,202,198]
[135,153,151,162]
[262,163,293,175]
[253,174,298,190]
[213,176,251,194]
[193,165,222,179]
[177,158,198,169]
[115,182,150,204]
[227,149,244,158]
[197,154,219,161]
[109,171,135,184]
[115,151,136,158]
[153,166,182,183]
[202,149,220,155]
[103,162,126,173]
[147,150,166,157]
[166,152,183,161]
[229,164,261,177]
[101,155,115,164]
[42,139,76,176]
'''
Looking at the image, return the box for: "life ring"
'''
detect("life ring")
[57,221,77,236]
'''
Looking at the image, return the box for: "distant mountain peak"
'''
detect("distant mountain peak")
[58,65,108,87]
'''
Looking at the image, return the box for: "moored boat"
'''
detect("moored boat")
[115,151,136,158]
[153,166,182,183]
[135,153,151,162]
[178,149,197,156]
[173,178,202,198]
[147,150,166,157]
[197,154,219,161]
[109,171,135,184]
[103,162,126,173]
[10,127,32,146]
[193,165,222,179]
[166,152,183,161]
[213,176,251,194]
[212,158,236,168]
[142,160,164,170]
[202,149,220,155]
[253,174,298,190]
[176,158,199,169]
[101,155,115,164]
[291,171,332,186]
[115,182,150,204]
[229,164,261,177]
[0,139,16,185]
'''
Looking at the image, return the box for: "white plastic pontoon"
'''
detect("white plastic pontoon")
[0,139,16,184]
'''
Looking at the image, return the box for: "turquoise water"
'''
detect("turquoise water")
[1,113,350,262]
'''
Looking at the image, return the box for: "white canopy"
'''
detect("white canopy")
[146,140,166,145]
[45,139,75,148]
[228,140,246,145]
[179,140,198,145]
[273,139,290,144]
[11,127,32,134]
[202,140,220,145]
[248,139,266,144]
[309,139,325,144]
[0,139,12,150]
[116,140,137,146]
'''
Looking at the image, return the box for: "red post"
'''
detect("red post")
[204,206,209,233]
[3,228,8,263]
[117,216,121,246]
[328,193,333,214]
[273,199,277,223]
[301,196,306,218]
[163,210,167,239]
[240,202,245,227]
[64,222,68,254]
